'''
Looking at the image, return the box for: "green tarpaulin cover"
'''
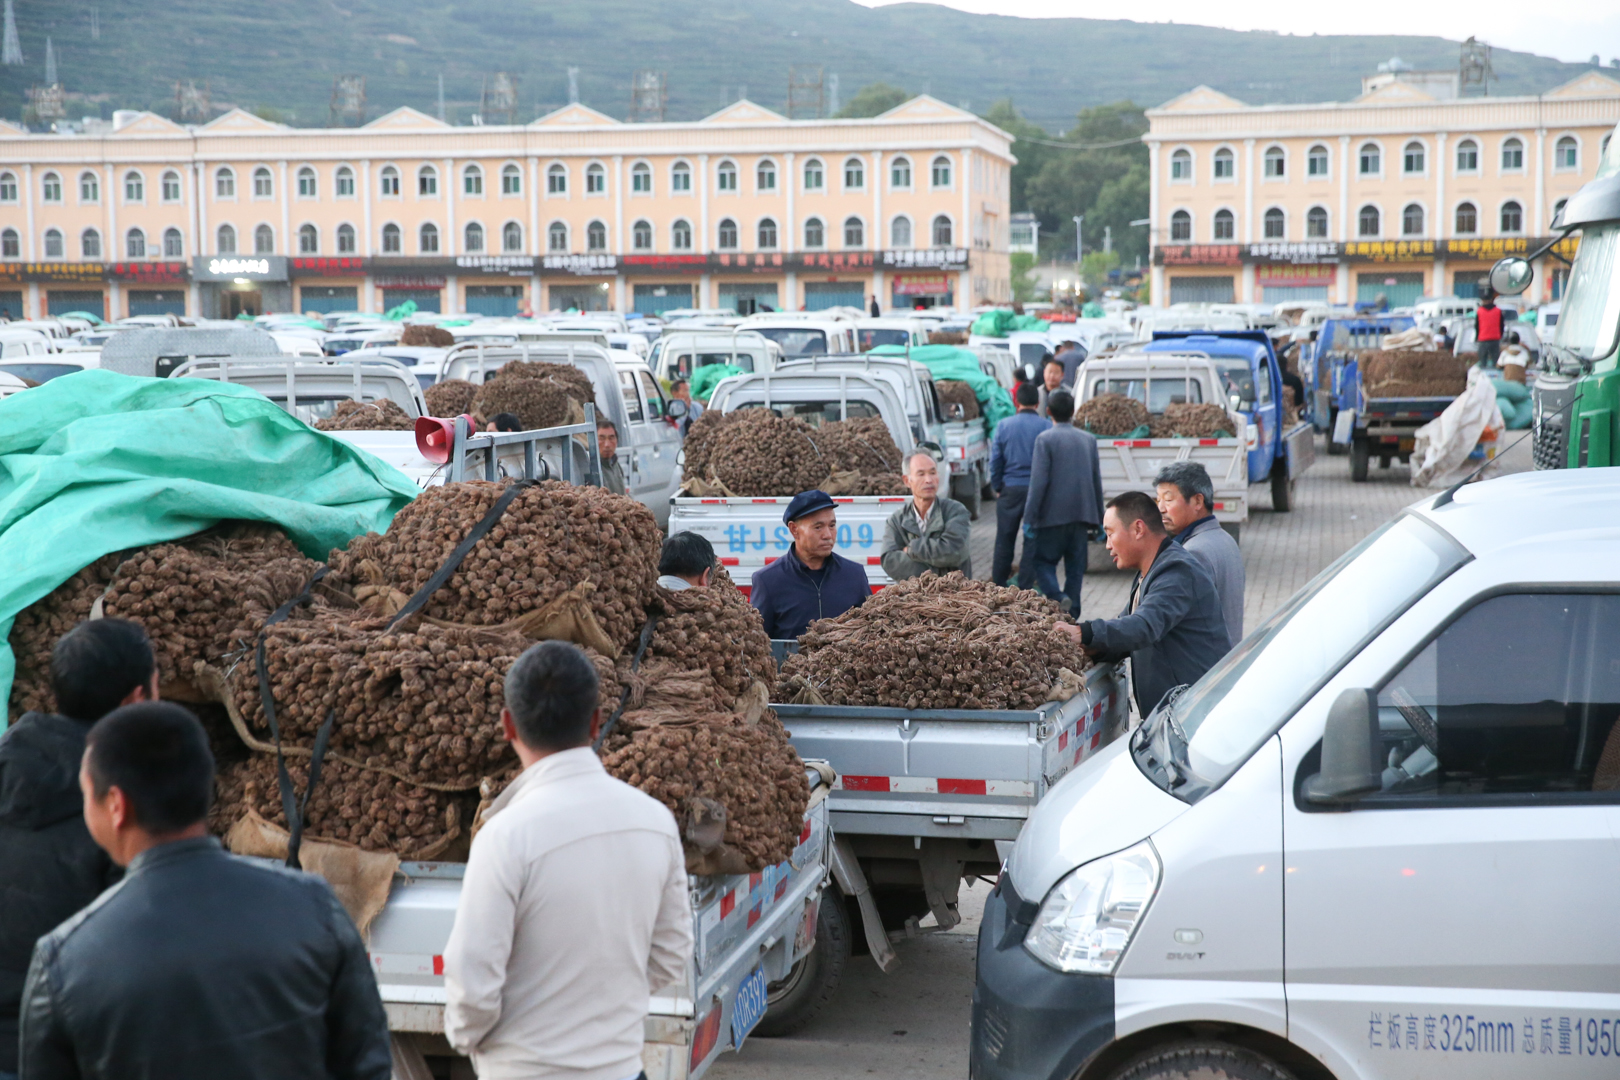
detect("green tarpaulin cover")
[689,363,745,403]
[869,344,1016,437]
[0,370,421,722]
[968,309,1050,337]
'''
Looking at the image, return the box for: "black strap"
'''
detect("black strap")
[254,566,331,869]
[384,480,532,633]
[593,614,660,751]
[287,709,336,869]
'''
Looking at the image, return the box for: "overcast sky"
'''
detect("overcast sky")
[854,1,1620,68]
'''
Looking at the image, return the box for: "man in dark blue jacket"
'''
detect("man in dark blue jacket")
[749,490,870,640]
[1023,390,1104,615]
[988,382,1049,587]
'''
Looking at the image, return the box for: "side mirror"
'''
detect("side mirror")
[945,402,966,421]
[666,398,688,419]
[1488,257,1533,297]
[1303,688,1382,806]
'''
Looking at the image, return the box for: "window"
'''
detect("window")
[1402,203,1424,236]
[503,222,522,252]
[1213,148,1234,180]
[1263,207,1285,239]
[1307,144,1329,177]
[804,217,825,248]
[297,166,316,198]
[43,229,63,258]
[891,156,911,188]
[1370,593,1620,802]
[419,223,439,253]
[1500,201,1523,234]
[336,224,355,254]
[1170,149,1192,181]
[932,214,952,247]
[1358,205,1380,237]
[548,221,568,253]
[844,157,864,190]
[671,219,692,250]
[3,228,20,258]
[380,166,400,197]
[548,164,567,195]
[803,158,824,191]
[0,171,15,202]
[1213,208,1235,241]
[757,217,778,249]
[717,218,738,249]
[253,167,273,199]
[632,219,652,251]
[462,164,483,196]
[216,167,237,198]
[891,215,912,248]
[671,162,691,193]
[931,155,952,188]
[1170,210,1192,242]
[418,166,438,197]
[503,164,523,195]
[844,216,864,248]
[125,228,146,258]
[298,223,318,254]
[164,228,183,257]
[717,161,737,192]
[42,172,61,203]
[1455,201,1478,235]
[756,160,777,192]
[1403,141,1425,175]
[464,222,484,252]
[254,224,274,254]
[80,172,99,203]
[1556,136,1579,171]
[81,228,101,258]
[381,223,401,253]
[161,171,182,203]
[1359,144,1381,176]
[631,162,651,194]
[1456,139,1479,172]
[124,171,144,203]
[335,166,354,198]
[586,221,607,251]
[1306,206,1329,239]
[216,224,236,254]
[1501,137,1524,171]
[1263,146,1285,178]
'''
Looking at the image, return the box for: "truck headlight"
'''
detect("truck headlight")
[1023,840,1160,974]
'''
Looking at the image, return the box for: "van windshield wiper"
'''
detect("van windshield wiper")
[1132,686,1193,791]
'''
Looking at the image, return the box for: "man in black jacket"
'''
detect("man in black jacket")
[0,618,156,1080]
[19,702,391,1080]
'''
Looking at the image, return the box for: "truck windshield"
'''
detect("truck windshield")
[1095,377,1204,410]
[1132,514,1470,802]
[752,327,828,357]
[1551,223,1620,368]
[859,328,910,350]
[734,400,881,426]
[0,362,83,382]
[1213,359,1257,409]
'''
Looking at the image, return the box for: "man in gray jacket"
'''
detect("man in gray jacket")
[881,450,973,580]
[1023,390,1104,614]
[1155,461,1245,648]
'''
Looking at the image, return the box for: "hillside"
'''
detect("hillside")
[0,0,1596,133]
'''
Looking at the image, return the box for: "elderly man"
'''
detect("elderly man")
[749,490,870,640]
[1023,390,1104,615]
[595,419,627,496]
[1155,461,1245,648]
[657,531,716,591]
[880,450,972,581]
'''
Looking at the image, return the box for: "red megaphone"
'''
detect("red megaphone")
[415,414,473,464]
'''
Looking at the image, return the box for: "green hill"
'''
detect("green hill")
[0,0,1598,133]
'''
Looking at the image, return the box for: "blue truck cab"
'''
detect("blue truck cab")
[1141,330,1316,511]
[1302,316,1415,436]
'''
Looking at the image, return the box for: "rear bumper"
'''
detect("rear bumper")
[971,882,1114,1080]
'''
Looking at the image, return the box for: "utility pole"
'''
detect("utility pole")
[1103,225,1112,254]
[437,74,445,122]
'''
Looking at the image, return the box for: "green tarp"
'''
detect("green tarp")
[0,370,421,721]
[689,363,744,403]
[869,344,1016,437]
[968,309,1050,337]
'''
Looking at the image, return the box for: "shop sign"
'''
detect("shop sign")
[192,255,289,282]
[14,262,107,283]
[892,272,949,296]
[0,264,23,283]
[542,254,617,276]
[109,261,188,284]
[619,254,708,275]
[1154,244,1241,267]
[377,275,446,289]
[712,253,785,274]
[881,248,969,270]
[1439,236,1579,261]
[290,257,367,277]
[1257,263,1336,286]
[455,254,535,274]
[1246,241,1339,264]
[1340,240,1435,262]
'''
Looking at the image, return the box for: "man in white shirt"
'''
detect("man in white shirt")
[444,641,692,1080]
[657,531,715,592]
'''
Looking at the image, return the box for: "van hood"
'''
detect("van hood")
[1007,736,1189,903]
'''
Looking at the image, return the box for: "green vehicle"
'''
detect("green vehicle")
[1491,119,1620,468]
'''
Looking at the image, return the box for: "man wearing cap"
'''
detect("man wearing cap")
[748,490,870,640]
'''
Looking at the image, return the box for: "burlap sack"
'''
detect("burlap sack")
[225,808,404,936]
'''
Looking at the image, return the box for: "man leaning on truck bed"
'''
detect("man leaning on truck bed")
[880,450,973,582]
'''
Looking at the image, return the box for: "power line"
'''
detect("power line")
[1015,132,1144,151]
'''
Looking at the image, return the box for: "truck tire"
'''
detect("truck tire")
[1350,436,1370,482]
[1269,464,1294,512]
[953,474,982,520]
[1325,408,1346,455]
[1107,1041,1297,1080]
[755,892,851,1038]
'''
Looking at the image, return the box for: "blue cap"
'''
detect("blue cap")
[783,489,836,524]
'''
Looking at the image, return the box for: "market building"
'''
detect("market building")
[1144,69,1620,308]
[0,97,1013,320]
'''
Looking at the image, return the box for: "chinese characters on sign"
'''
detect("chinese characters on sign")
[1247,241,1340,264]
[1340,240,1437,262]
[1368,1011,1618,1057]
[880,248,968,270]
[455,254,536,273]
[542,254,617,275]
[1154,245,1242,267]
[290,257,367,276]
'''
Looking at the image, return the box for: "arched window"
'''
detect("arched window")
[335,166,355,198]
[891,215,912,248]
[80,171,99,203]
[548,221,568,253]
[931,155,952,188]
[1358,204,1380,237]
[804,216,825,248]
[335,224,356,254]
[671,162,691,193]
[297,166,317,198]
[0,172,16,202]
[583,163,603,195]
[81,228,102,258]
[124,171,145,202]
[1213,209,1235,240]
[632,219,652,250]
[1456,140,1480,172]
[931,214,952,247]
[502,222,522,252]
[844,157,865,190]
[717,161,737,192]
[1170,210,1191,242]
[3,228,21,258]
[1170,149,1192,181]
[464,164,484,196]
[418,223,439,253]
[380,167,400,197]
[548,164,567,195]
[1455,202,1478,235]
[586,221,607,252]
[298,223,318,254]
[803,158,824,191]
[1263,146,1285,178]
[1306,206,1329,239]
[1358,144,1381,176]
[161,171,182,202]
[631,162,652,194]
[43,228,63,258]
[216,168,237,198]
[1556,136,1579,171]
[504,164,523,195]
[890,156,912,188]
[1262,207,1285,239]
[254,224,275,254]
[757,217,778,249]
[1500,201,1523,234]
[671,219,692,250]
[126,228,146,258]
[1402,203,1424,236]
[1213,148,1234,180]
[1307,145,1329,177]
[381,223,401,253]
[464,222,484,252]
[1501,137,1524,171]
[756,160,777,192]
[417,166,438,197]
[844,216,864,248]
[163,228,183,258]
[717,218,738,249]
[1403,141,1425,175]
[42,171,62,202]
[252,167,273,198]
[216,224,236,254]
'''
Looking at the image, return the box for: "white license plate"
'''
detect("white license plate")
[730,966,769,1048]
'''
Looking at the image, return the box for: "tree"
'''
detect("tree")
[835,82,910,119]
[1010,252,1039,303]
[1021,102,1148,265]
[981,99,1054,219]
